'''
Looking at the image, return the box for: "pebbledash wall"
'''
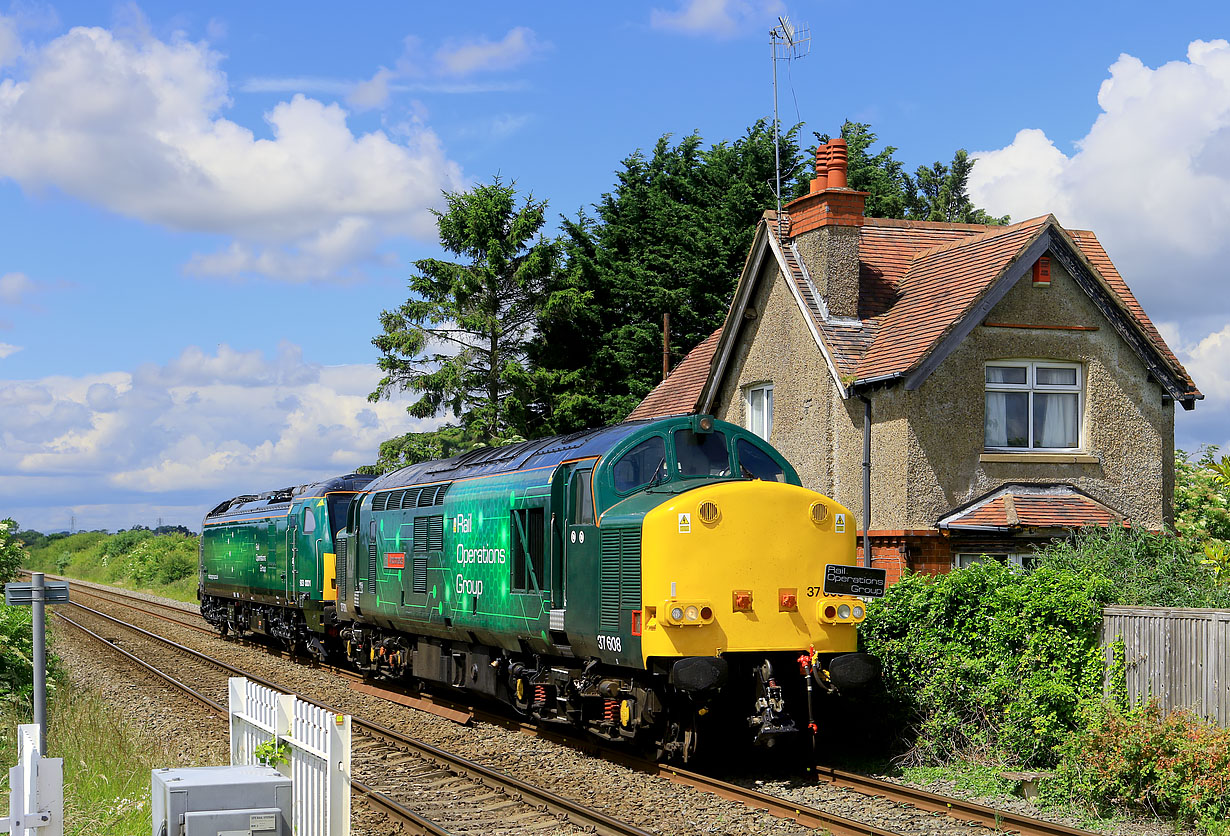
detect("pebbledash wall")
[710,232,1173,583]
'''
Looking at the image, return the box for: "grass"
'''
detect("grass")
[896,762,1018,799]
[2,678,219,836]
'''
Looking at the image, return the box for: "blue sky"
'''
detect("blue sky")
[2,1,1229,532]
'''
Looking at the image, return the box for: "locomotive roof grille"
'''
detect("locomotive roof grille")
[370,482,451,511]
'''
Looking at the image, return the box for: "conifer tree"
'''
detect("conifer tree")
[370,178,559,444]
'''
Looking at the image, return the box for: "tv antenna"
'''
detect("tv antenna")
[771,15,810,238]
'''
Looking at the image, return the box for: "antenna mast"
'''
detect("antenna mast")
[771,15,810,240]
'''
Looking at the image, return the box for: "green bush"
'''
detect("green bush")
[120,535,198,586]
[0,518,24,583]
[0,604,35,707]
[1043,700,1230,833]
[858,560,1114,766]
[1176,447,1230,545]
[1034,524,1230,609]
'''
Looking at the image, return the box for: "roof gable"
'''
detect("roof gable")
[629,211,1200,420]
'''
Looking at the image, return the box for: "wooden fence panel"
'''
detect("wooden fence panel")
[1102,606,1230,727]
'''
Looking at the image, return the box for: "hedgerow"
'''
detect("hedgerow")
[859,559,1115,767]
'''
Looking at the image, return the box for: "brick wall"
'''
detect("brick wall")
[856,530,954,582]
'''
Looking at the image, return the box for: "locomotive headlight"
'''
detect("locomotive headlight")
[684,605,700,622]
[852,605,865,619]
[670,606,685,622]
[837,604,851,619]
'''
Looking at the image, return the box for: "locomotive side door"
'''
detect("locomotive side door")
[285,515,298,603]
[560,463,598,641]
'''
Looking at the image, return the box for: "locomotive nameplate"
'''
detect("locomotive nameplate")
[822,564,887,598]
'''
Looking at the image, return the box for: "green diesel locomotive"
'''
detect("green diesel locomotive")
[200,415,882,758]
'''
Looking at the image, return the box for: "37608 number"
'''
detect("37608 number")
[596,634,622,652]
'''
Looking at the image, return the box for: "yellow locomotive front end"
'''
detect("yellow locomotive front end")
[639,479,881,746]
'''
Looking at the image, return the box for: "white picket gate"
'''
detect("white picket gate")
[1,725,62,836]
[228,678,351,836]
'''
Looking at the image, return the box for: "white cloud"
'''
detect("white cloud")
[0,342,22,359]
[970,40,1230,317]
[650,0,783,38]
[0,271,36,305]
[348,66,394,111]
[434,27,545,76]
[1181,323,1230,401]
[0,17,464,281]
[968,40,1230,453]
[0,344,437,531]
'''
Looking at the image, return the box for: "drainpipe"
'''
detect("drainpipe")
[860,395,872,568]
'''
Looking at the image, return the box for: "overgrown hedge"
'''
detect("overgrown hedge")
[859,560,1114,766]
[1045,701,1230,834]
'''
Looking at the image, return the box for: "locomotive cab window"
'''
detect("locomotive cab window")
[674,429,730,478]
[612,436,667,494]
[736,439,786,482]
[570,469,595,525]
[303,507,316,534]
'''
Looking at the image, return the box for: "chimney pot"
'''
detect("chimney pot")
[812,143,829,192]
[826,138,849,189]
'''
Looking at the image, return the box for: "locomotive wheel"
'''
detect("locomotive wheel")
[508,676,532,718]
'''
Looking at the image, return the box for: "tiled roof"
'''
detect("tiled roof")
[940,486,1125,531]
[631,210,1199,418]
[856,217,1050,379]
[776,214,1199,397]
[1066,229,1199,396]
[624,329,721,421]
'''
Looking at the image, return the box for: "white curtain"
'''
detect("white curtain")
[985,392,1008,447]
[1036,393,1078,448]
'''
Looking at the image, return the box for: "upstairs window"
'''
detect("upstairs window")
[745,384,773,441]
[985,361,1081,450]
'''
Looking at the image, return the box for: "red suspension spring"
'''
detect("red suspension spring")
[603,699,619,723]
[533,684,547,704]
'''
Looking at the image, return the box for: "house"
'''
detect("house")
[627,137,1201,581]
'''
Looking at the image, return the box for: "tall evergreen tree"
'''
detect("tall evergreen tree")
[905,149,1009,224]
[369,178,559,444]
[525,120,807,435]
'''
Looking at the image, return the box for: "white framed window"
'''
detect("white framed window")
[745,383,773,441]
[954,552,1035,571]
[984,361,1081,451]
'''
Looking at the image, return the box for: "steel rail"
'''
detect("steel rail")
[813,766,1096,836]
[56,600,655,836]
[52,609,443,835]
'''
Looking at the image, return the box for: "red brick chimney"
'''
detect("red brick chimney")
[783,136,868,318]
[788,137,865,233]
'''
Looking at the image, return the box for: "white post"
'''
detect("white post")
[2,724,63,836]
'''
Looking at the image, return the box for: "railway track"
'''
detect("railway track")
[55,600,651,836]
[48,576,1103,836]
